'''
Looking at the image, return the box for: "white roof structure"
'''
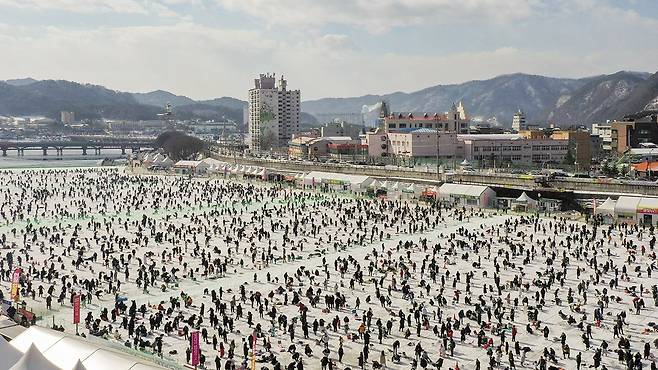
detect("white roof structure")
[438,183,492,198]
[9,344,60,370]
[390,182,401,191]
[173,160,208,168]
[369,179,381,188]
[303,171,373,188]
[595,197,616,215]
[152,156,173,167]
[638,197,658,213]
[615,196,642,215]
[201,158,225,170]
[0,335,21,370]
[515,192,536,203]
[10,327,165,370]
[403,183,418,193]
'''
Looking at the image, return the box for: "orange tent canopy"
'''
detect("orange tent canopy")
[632,161,658,172]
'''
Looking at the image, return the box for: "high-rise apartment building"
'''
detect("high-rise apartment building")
[248,73,300,151]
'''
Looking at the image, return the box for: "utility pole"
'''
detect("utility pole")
[436,122,440,180]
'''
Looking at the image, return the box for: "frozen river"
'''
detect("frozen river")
[0,167,656,370]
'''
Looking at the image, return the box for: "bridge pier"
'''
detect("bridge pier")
[94,147,101,155]
[82,147,87,156]
[121,147,126,155]
[1,148,6,157]
[42,147,48,156]
[56,147,63,156]
[17,148,24,156]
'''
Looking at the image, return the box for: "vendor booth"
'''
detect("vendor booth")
[302,171,374,193]
[438,183,495,208]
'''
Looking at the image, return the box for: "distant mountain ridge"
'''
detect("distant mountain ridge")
[0,80,244,123]
[1,71,656,126]
[302,71,657,126]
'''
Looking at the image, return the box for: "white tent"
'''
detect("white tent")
[403,183,417,194]
[438,183,496,208]
[302,171,374,191]
[595,197,616,215]
[369,179,381,188]
[0,335,22,370]
[515,192,537,204]
[10,327,165,370]
[615,196,641,216]
[72,360,88,370]
[380,181,390,189]
[390,182,401,192]
[9,344,60,370]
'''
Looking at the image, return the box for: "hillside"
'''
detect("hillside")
[302,71,656,126]
[537,71,652,124]
[2,71,656,126]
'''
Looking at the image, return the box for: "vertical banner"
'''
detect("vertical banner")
[191,331,200,366]
[10,268,21,301]
[73,294,81,324]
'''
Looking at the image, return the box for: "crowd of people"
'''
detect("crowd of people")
[0,167,657,370]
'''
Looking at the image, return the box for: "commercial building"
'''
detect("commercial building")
[248,73,300,151]
[551,130,592,169]
[592,123,613,152]
[320,120,365,140]
[365,129,570,167]
[366,129,458,160]
[382,102,470,134]
[610,113,658,153]
[461,134,569,167]
[289,136,364,160]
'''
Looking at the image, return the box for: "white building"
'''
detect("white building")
[592,123,613,152]
[60,111,75,124]
[248,73,300,151]
[512,109,526,132]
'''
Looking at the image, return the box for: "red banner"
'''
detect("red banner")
[10,268,21,301]
[191,331,200,366]
[73,295,81,324]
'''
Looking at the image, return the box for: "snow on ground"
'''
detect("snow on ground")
[0,167,657,370]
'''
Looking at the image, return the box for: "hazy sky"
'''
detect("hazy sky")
[0,0,657,100]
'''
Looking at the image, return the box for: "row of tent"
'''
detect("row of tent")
[141,153,270,177]
[594,196,658,225]
[0,326,164,370]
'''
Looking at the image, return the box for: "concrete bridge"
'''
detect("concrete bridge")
[0,137,156,156]
[208,152,658,197]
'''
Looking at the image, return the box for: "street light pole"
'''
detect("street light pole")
[436,122,440,180]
